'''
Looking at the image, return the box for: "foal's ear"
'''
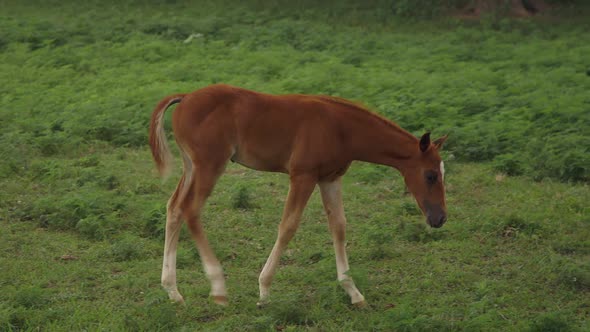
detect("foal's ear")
[419,132,431,152]
[433,135,448,150]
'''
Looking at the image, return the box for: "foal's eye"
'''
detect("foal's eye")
[425,171,438,185]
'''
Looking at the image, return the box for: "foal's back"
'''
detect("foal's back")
[171,84,349,174]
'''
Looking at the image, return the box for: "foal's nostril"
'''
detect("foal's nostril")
[428,216,445,228]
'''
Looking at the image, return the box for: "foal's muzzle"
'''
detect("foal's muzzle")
[424,201,447,228]
[428,214,447,228]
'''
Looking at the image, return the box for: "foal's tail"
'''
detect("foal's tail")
[149,94,186,180]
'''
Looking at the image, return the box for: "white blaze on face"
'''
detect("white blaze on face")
[440,161,445,180]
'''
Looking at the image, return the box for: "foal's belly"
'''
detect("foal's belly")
[230,147,290,174]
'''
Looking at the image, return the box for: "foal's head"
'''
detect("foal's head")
[401,133,448,228]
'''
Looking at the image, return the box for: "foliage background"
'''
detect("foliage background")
[0,0,588,331]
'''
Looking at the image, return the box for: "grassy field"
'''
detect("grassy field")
[1,0,589,331]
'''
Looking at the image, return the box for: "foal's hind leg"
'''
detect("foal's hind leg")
[161,173,189,303]
[162,151,195,303]
[182,163,228,305]
[319,178,365,306]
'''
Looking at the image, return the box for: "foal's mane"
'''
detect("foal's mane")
[315,95,417,142]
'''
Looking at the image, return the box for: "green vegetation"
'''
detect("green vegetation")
[0,0,588,331]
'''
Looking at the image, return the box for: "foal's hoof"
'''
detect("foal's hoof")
[256,300,269,308]
[212,295,228,306]
[168,291,185,304]
[353,300,368,309]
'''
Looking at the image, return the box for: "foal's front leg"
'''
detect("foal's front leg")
[258,175,316,306]
[319,179,366,306]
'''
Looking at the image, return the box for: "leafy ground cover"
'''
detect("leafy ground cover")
[0,0,588,330]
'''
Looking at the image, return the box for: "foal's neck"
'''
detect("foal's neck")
[347,111,418,170]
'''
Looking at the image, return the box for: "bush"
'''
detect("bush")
[557,261,590,291]
[12,287,50,309]
[352,164,389,184]
[22,191,127,232]
[493,153,525,176]
[527,135,590,182]
[500,214,542,238]
[6,307,28,331]
[400,201,421,216]
[391,0,462,18]
[76,215,116,240]
[0,150,22,178]
[74,155,100,167]
[110,235,150,262]
[552,240,590,255]
[232,186,257,210]
[143,204,166,240]
[527,312,573,332]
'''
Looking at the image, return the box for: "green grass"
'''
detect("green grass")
[0,0,589,331]
[1,154,589,331]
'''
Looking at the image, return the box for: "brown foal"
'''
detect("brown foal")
[149,84,448,306]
